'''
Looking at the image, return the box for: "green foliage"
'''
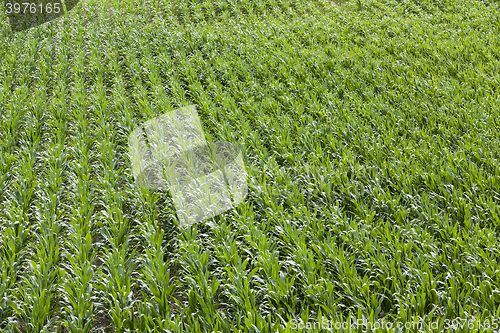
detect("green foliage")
[0,0,499,331]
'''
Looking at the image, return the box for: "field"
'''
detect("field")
[0,0,499,331]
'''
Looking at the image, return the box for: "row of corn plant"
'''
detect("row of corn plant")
[88,28,139,331]
[0,42,30,327]
[127,39,181,331]
[58,29,98,332]
[9,63,61,331]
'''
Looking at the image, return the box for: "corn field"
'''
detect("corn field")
[0,0,499,331]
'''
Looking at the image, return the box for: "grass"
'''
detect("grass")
[0,0,499,331]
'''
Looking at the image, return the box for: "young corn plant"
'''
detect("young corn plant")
[91,57,140,331]
[58,44,98,332]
